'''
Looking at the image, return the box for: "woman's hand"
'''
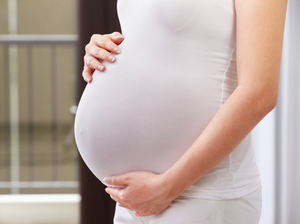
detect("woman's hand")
[83,32,124,83]
[104,171,178,217]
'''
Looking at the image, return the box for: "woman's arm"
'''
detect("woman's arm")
[157,0,288,198]
[105,0,288,216]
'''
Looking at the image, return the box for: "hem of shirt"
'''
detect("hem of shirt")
[180,178,261,200]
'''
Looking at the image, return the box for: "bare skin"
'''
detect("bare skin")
[82,32,124,83]
[83,0,288,217]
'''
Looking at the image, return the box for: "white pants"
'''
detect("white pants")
[114,186,262,224]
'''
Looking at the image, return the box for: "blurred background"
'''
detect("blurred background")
[0,0,79,223]
[0,0,299,224]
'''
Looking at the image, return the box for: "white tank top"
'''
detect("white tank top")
[75,0,261,200]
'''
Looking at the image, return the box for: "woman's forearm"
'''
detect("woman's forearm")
[161,83,277,199]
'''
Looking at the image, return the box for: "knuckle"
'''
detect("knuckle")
[82,65,88,73]
[85,44,90,53]
[90,34,99,42]
[131,205,139,211]
[110,43,117,50]
[124,176,130,184]
[83,55,88,63]
[87,57,94,67]
[111,31,119,38]
[112,31,121,36]
[104,52,111,60]
[120,195,128,203]
[101,38,109,46]
[110,176,115,184]
[110,195,116,201]
[94,48,102,57]
[82,73,88,81]
[102,34,110,40]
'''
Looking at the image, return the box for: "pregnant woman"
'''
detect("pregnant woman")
[75,0,287,223]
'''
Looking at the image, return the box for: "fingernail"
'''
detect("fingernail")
[108,55,116,62]
[113,47,121,54]
[98,65,104,71]
[118,34,124,39]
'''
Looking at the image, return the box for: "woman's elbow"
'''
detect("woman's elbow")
[256,88,278,115]
[239,82,279,116]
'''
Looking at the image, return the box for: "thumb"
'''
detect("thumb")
[104,174,128,187]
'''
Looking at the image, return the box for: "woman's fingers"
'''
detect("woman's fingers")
[85,43,117,64]
[109,190,132,210]
[82,32,124,82]
[104,174,129,187]
[105,187,122,199]
[84,55,105,72]
[82,65,95,83]
[104,31,125,47]
[90,34,123,55]
[104,171,172,216]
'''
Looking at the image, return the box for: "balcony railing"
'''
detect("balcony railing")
[0,35,79,194]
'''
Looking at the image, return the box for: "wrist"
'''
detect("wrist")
[158,172,187,201]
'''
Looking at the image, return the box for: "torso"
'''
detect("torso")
[75,0,260,199]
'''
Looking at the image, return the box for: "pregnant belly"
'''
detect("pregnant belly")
[74,59,218,186]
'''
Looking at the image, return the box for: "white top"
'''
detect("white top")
[75,0,261,200]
